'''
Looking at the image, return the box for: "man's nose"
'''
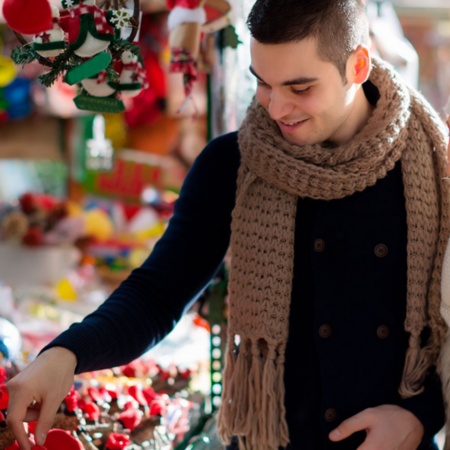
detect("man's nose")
[268,90,293,121]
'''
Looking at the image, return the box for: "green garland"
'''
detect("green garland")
[11,35,141,89]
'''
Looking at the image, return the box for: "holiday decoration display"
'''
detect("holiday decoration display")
[0,357,207,450]
[166,0,232,108]
[114,50,149,97]
[8,0,147,113]
[0,192,89,248]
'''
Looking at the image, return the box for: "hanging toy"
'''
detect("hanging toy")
[9,0,144,114]
[166,0,206,105]
[2,0,53,35]
[81,69,117,97]
[115,50,149,98]
[61,0,115,58]
[32,5,66,58]
[60,0,116,86]
[166,0,233,109]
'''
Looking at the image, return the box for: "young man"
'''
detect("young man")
[6,1,450,449]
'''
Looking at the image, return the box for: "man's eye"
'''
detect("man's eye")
[291,86,311,95]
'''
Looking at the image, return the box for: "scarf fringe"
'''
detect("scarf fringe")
[399,334,435,397]
[217,339,289,450]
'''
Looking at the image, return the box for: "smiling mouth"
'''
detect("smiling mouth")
[278,119,308,128]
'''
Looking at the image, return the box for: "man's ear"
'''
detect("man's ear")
[349,45,371,84]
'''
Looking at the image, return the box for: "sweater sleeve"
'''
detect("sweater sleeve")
[41,132,240,374]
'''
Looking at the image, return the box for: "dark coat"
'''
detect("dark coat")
[284,160,443,449]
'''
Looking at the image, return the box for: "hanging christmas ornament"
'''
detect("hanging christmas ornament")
[114,50,148,97]
[32,5,66,58]
[166,0,232,109]
[61,0,115,58]
[2,0,53,35]
[81,69,117,97]
[166,0,206,104]
[9,0,144,114]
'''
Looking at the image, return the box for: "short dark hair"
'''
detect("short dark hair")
[247,0,370,79]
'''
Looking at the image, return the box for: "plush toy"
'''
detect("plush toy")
[32,5,66,58]
[115,50,149,98]
[81,70,117,97]
[61,0,115,58]
[59,0,115,87]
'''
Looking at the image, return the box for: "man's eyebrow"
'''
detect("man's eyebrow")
[249,66,318,86]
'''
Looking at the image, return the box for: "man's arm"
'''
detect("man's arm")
[42,131,240,373]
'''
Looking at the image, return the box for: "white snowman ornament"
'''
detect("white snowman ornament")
[32,5,66,58]
[62,0,115,58]
[81,70,117,97]
[117,50,147,98]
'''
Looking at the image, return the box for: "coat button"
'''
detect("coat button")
[324,408,337,422]
[376,325,390,339]
[313,238,325,252]
[374,243,388,257]
[319,324,332,338]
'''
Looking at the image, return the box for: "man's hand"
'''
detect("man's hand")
[6,347,77,450]
[328,404,424,450]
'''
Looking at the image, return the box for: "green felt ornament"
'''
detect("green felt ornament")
[74,93,125,113]
[64,51,112,85]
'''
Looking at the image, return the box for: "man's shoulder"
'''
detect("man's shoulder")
[196,131,241,169]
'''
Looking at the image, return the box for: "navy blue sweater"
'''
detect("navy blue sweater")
[45,130,444,449]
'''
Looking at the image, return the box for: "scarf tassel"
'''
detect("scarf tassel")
[399,333,435,397]
[217,339,289,450]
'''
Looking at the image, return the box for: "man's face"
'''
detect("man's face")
[250,37,359,146]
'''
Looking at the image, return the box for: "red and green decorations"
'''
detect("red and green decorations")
[8,0,148,114]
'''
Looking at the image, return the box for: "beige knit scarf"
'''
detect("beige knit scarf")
[217,56,450,450]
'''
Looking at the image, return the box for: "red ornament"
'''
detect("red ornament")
[34,429,83,450]
[128,385,147,406]
[2,0,52,34]
[105,433,130,450]
[64,389,79,413]
[118,408,143,431]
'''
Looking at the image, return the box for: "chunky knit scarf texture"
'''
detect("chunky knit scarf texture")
[217,57,450,449]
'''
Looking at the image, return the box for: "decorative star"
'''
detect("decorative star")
[38,32,51,43]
